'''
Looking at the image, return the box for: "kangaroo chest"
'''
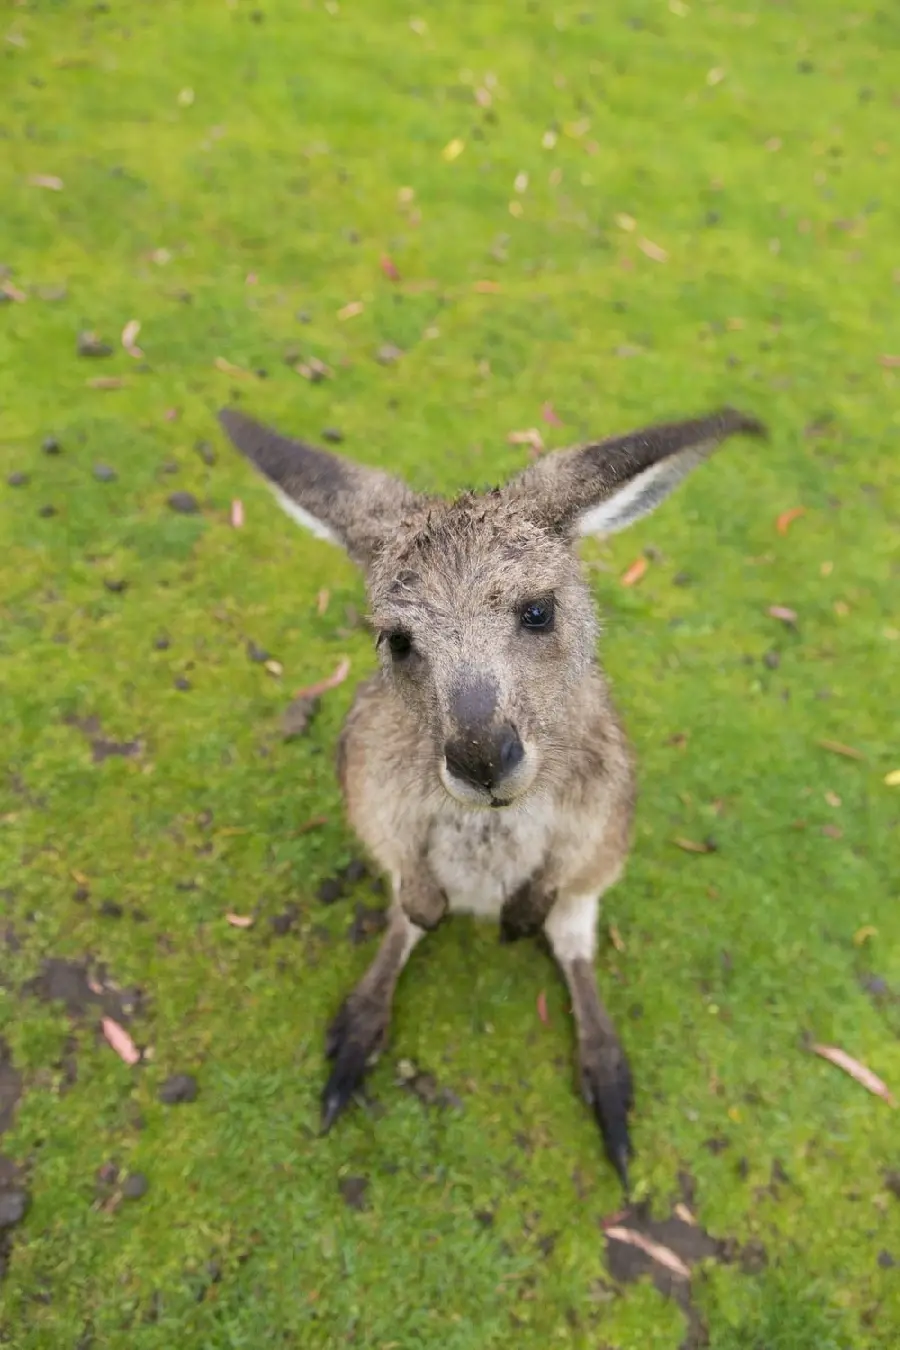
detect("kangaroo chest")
[426,799,556,919]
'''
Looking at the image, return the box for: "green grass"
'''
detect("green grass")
[1,1,899,1345]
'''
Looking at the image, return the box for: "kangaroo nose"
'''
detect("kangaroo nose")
[444,725,524,792]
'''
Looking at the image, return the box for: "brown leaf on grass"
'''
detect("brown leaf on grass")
[673,837,714,854]
[225,913,254,929]
[86,377,127,390]
[121,319,144,359]
[879,355,900,369]
[29,174,64,191]
[541,402,563,425]
[214,356,254,378]
[316,588,330,616]
[620,557,647,587]
[337,300,364,321]
[1,280,27,303]
[293,657,351,702]
[473,279,501,293]
[536,990,549,1025]
[608,923,626,953]
[818,739,865,761]
[767,605,797,624]
[230,499,244,528]
[776,506,805,535]
[380,255,400,281]
[674,1203,696,1226]
[638,238,668,262]
[605,1226,691,1279]
[101,1017,140,1066]
[507,428,544,453]
[291,814,329,836]
[812,1044,896,1107]
[296,357,331,382]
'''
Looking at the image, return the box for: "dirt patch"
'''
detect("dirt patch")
[22,958,142,1025]
[0,1041,22,1139]
[347,903,387,945]
[0,1155,29,1280]
[63,714,142,764]
[395,1058,463,1112]
[602,1196,763,1350]
[338,1175,369,1210]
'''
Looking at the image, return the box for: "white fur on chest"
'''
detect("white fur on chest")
[427,797,556,918]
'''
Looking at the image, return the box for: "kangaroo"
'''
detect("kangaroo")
[218,404,764,1188]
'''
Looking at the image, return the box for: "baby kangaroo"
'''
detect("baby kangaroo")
[219,404,764,1189]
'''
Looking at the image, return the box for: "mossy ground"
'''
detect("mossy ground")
[1,1,899,1346]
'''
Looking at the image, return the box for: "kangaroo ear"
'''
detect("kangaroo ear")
[506,407,766,538]
[218,408,421,569]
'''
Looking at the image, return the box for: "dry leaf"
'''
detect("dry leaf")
[767,605,797,624]
[214,356,253,378]
[884,769,900,787]
[296,356,331,382]
[316,588,330,616]
[473,280,501,293]
[337,301,364,321]
[615,213,636,232]
[776,506,805,535]
[638,238,668,262]
[225,913,254,928]
[264,659,283,677]
[87,377,126,390]
[87,977,105,996]
[609,923,625,953]
[620,557,647,587]
[879,355,900,369]
[380,254,400,282]
[29,174,63,191]
[812,1044,896,1107]
[442,138,465,162]
[101,1017,140,1066]
[824,791,841,807]
[121,319,144,358]
[292,814,329,835]
[1,280,27,303]
[674,1203,696,1225]
[293,656,351,702]
[818,739,865,761]
[673,837,714,854]
[541,402,563,425]
[605,1227,691,1279]
[230,499,244,528]
[507,428,544,453]
[536,990,549,1025]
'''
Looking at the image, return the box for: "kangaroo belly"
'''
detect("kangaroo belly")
[427,798,556,918]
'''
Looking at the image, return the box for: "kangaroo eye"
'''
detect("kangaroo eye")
[386,630,412,658]
[520,598,555,632]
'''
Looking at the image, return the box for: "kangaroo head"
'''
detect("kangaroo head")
[219,406,764,810]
